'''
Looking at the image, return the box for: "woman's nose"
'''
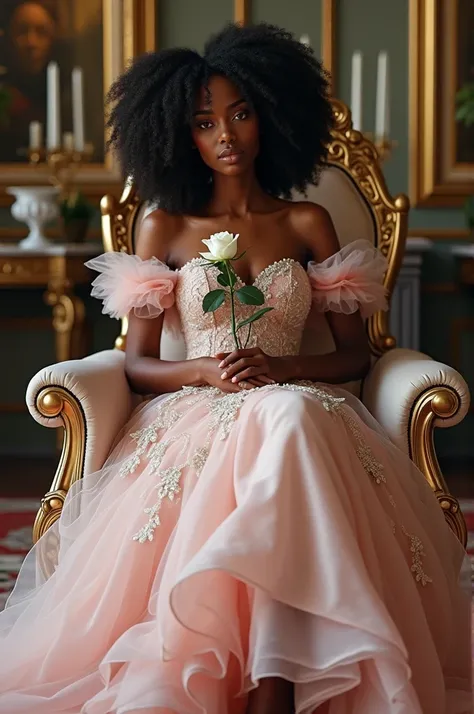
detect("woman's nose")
[219,125,235,145]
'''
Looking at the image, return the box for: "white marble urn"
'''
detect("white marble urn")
[7,186,60,250]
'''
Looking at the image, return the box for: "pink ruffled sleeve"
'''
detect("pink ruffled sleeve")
[307,239,388,319]
[85,252,178,320]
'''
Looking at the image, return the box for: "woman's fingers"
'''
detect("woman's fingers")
[230,366,266,383]
[217,348,260,370]
[221,357,265,380]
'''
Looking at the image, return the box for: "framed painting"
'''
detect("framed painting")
[0,0,155,205]
[410,0,474,207]
[235,0,336,86]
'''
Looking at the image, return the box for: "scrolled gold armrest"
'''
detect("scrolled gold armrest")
[33,386,86,542]
[409,386,467,546]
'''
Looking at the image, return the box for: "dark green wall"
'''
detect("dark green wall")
[0,0,471,462]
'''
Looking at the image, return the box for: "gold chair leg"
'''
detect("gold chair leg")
[33,386,86,544]
[409,386,467,546]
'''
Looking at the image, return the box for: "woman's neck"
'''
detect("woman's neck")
[207,170,272,218]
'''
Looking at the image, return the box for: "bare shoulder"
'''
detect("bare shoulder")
[288,201,339,262]
[136,208,183,261]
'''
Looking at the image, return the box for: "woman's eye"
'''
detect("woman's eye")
[197,121,213,130]
[233,110,249,121]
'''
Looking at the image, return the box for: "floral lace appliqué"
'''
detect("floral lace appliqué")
[123,380,432,586]
[125,383,342,543]
[338,407,432,587]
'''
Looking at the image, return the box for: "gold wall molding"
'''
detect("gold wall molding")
[234,0,250,25]
[409,0,474,207]
[322,0,336,87]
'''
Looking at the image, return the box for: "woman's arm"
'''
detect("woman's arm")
[124,211,204,394]
[219,204,371,386]
[278,202,371,382]
[124,211,244,395]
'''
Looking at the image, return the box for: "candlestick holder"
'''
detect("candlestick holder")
[28,143,94,198]
[364,133,397,164]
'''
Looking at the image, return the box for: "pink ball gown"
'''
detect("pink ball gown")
[0,241,470,713]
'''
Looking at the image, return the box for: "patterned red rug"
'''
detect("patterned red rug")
[1,498,474,604]
[0,498,39,609]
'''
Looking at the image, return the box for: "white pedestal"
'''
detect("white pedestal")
[389,237,432,351]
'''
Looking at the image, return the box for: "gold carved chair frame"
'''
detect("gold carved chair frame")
[32,100,467,547]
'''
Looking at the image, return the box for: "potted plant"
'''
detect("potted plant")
[60,191,94,243]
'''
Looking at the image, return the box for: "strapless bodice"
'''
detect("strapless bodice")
[175,258,312,359]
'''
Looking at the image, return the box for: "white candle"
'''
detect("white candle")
[72,67,85,152]
[375,51,389,140]
[300,34,310,46]
[29,121,42,149]
[46,62,60,149]
[350,51,363,131]
[63,132,74,151]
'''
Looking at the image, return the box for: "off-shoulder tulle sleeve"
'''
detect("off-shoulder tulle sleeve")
[307,239,388,319]
[85,252,178,320]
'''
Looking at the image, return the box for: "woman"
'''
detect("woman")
[0,22,470,714]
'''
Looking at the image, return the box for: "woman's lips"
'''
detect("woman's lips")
[218,152,243,164]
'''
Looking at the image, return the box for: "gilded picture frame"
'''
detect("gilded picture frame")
[409,0,474,207]
[234,0,336,87]
[0,0,155,206]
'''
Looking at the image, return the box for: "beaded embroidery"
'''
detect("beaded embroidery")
[176,258,312,359]
[122,258,432,586]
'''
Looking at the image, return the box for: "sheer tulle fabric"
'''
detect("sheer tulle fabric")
[85,252,178,321]
[0,389,470,713]
[307,239,388,318]
[0,251,470,713]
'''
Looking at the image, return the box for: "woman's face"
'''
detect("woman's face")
[9,2,55,75]
[191,75,259,176]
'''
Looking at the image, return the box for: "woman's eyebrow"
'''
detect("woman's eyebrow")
[193,98,246,116]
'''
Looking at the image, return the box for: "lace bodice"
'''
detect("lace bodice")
[175,258,312,359]
[85,240,388,359]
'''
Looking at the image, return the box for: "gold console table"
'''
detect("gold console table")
[0,243,101,363]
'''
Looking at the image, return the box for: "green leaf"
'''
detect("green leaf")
[202,289,225,313]
[236,307,274,331]
[235,285,265,306]
[217,273,230,287]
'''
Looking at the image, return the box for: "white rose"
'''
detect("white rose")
[200,231,239,261]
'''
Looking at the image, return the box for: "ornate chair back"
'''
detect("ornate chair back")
[101,100,408,380]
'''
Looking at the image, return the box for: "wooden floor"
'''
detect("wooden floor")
[0,455,473,499]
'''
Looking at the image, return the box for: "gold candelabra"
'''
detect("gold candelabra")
[28,144,94,199]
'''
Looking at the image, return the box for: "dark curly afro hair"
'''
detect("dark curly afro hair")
[106,22,334,214]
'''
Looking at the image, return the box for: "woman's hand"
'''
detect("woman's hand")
[216,348,288,385]
[198,357,273,392]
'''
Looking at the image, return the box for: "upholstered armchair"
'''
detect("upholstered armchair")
[26,100,469,548]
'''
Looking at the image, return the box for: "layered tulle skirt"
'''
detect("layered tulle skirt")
[0,382,471,713]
